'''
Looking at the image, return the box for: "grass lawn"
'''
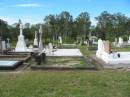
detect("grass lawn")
[31,57,88,68]
[0,71,130,97]
[113,46,130,52]
[0,45,130,97]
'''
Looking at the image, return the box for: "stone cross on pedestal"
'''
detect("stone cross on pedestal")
[20,24,23,35]
[38,25,43,50]
[33,31,38,46]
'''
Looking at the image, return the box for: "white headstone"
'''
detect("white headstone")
[29,45,33,49]
[118,37,123,47]
[58,36,62,44]
[96,39,104,57]
[6,38,10,49]
[2,41,6,50]
[128,36,130,44]
[33,31,38,46]
[48,43,53,50]
[0,37,2,50]
[15,23,27,52]
[115,38,117,43]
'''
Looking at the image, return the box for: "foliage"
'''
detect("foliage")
[0,19,10,40]
[1,11,130,43]
[95,11,128,41]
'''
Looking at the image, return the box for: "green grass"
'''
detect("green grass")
[31,57,90,68]
[0,45,130,97]
[0,71,130,97]
[79,46,96,57]
[79,46,103,70]
[113,46,130,52]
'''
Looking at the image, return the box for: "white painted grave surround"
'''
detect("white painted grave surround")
[46,49,83,57]
[15,23,27,52]
[96,39,130,64]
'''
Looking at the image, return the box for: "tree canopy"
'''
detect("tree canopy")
[0,11,130,43]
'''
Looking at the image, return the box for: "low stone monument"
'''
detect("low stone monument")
[104,41,111,54]
[15,22,27,52]
[96,39,112,57]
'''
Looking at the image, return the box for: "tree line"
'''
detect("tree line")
[0,11,130,44]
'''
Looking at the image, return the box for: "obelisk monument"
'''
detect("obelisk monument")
[15,22,27,52]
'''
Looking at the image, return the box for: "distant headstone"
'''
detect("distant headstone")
[115,38,117,43]
[118,37,123,47]
[6,38,10,49]
[25,39,29,46]
[29,45,33,49]
[2,41,6,50]
[128,36,130,44]
[58,36,62,44]
[0,37,2,51]
[48,43,53,50]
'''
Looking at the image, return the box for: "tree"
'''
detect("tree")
[95,11,128,41]
[58,11,73,42]
[0,19,11,40]
[75,12,91,41]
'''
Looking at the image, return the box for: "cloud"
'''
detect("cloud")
[23,16,32,23]
[91,18,97,26]
[14,3,41,8]
[126,13,130,17]
[0,16,41,25]
[0,16,17,24]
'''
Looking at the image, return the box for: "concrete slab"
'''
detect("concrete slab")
[46,49,83,57]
